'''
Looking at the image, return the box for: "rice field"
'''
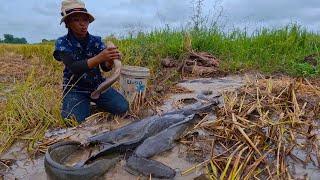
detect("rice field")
[1,25,320,178]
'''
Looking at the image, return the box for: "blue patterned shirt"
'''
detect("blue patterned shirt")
[54,32,106,92]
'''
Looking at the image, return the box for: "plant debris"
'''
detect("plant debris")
[161,51,220,77]
[182,75,320,179]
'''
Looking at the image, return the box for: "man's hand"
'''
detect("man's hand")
[87,46,121,69]
[99,47,121,61]
[99,47,122,67]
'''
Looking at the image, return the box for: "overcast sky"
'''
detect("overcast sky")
[1,0,320,43]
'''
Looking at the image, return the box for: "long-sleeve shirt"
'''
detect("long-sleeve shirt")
[53,31,111,92]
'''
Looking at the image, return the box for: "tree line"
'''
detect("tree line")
[0,34,28,44]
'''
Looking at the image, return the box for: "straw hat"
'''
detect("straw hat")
[60,0,95,24]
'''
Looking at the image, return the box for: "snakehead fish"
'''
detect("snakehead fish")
[91,41,122,99]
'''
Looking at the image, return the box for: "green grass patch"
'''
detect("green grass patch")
[0,83,5,92]
[110,24,320,77]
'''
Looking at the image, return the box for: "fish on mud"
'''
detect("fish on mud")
[126,118,195,179]
[84,114,195,163]
[87,96,219,145]
[44,96,220,180]
[83,97,220,178]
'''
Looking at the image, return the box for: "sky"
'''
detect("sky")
[0,0,320,43]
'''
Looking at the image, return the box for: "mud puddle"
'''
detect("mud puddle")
[0,117,133,180]
[160,76,244,112]
[0,142,45,180]
[1,75,246,179]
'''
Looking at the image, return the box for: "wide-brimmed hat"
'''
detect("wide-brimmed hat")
[60,0,95,24]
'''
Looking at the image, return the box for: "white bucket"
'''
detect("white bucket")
[120,65,150,103]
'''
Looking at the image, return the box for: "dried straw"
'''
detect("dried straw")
[182,76,320,179]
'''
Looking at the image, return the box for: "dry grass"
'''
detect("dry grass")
[182,75,320,179]
[0,52,32,83]
[0,46,66,155]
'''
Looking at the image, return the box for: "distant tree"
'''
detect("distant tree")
[40,38,55,44]
[1,34,28,44]
[21,38,27,43]
[3,34,14,43]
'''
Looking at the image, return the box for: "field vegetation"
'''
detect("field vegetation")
[1,24,320,178]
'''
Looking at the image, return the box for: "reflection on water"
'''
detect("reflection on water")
[63,147,96,167]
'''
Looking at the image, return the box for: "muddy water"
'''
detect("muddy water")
[1,75,245,180]
[1,117,133,180]
[62,146,101,167]
[286,128,320,179]
[0,142,45,180]
[160,76,244,112]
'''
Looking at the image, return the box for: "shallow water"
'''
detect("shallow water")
[0,142,45,180]
[1,75,246,179]
[62,147,99,167]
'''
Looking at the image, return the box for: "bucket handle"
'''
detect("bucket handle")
[91,41,122,99]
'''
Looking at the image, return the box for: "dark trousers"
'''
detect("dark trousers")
[61,88,129,122]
